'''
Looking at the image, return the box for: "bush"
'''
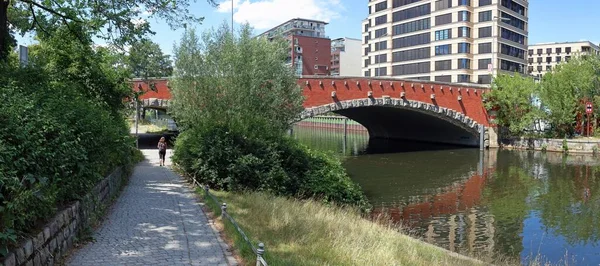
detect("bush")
[173,126,369,208]
[0,64,134,254]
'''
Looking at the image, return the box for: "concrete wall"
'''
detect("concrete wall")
[1,167,128,266]
[339,38,362,77]
[502,137,600,154]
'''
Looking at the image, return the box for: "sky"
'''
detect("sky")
[16,0,600,56]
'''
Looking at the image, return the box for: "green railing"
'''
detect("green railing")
[189,178,267,266]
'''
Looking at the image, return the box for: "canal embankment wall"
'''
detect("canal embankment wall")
[0,167,129,266]
[501,137,600,154]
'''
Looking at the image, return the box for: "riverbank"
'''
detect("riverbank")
[501,137,600,154]
[198,189,484,266]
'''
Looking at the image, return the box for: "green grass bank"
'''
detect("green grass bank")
[199,189,483,266]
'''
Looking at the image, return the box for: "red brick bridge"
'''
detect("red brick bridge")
[132,76,495,147]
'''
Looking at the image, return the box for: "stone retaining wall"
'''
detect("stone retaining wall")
[501,137,600,154]
[1,167,127,266]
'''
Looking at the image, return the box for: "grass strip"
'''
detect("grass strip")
[197,189,484,266]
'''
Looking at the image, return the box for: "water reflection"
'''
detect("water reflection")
[292,124,600,265]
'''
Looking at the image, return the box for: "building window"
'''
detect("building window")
[458,11,470,22]
[375,1,388,12]
[458,0,470,6]
[546,57,551,63]
[478,11,492,22]
[556,47,562,54]
[375,41,388,51]
[500,12,525,30]
[393,0,423,8]
[435,44,451,55]
[546,65,552,71]
[375,15,387,25]
[528,66,533,73]
[364,47,369,56]
[364,23,369,33]
[528,49,533,56]
[364,58,370,67]
[374,54,387,64]
[537,57,542,63]
[457,74,471,83]
[458,43,471,53]
[364,70,371,77]
[479,42,492,54]
[501,43,525,59]
[501,0,525,16]
[566,47,572,54]
[537,49,542,55]
[435,60,452,71]
[500,28,525,44]
[478,27,492,38]
[458,58,471,69]
[478,58,491,69]
[435,0,452,10]
[537,66,542,72]
[375,67,387,76]
[392,61,431,76]
[479,0,492,6]
[375,28,387,38]
[392,32,431,49]
[458,27,471,38]
[556,56,561,63]
[392,3,431,22]
[435,75,452,82]
[435,29,451,40]
[500,59,524,73]
[364,35,369,44]
[478,75,491,84]
[565,56,571,61]
[528,58,533,64]
[392,47,431,62]
[435,13,452,25]
[546,48,552,54]
[392,18,430,36]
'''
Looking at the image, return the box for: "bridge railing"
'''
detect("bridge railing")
[189,178,268,266]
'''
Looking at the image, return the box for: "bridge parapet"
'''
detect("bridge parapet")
[140,98,170,109]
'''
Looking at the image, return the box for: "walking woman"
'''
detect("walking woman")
[157,137,167,166]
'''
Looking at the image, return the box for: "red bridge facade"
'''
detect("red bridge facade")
[132,76,495,147]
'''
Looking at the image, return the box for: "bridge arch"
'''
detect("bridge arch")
[299,97,484,147]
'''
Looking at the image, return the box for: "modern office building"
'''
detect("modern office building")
[527,41,600,78]
[330,37,362,76]
[362,0,529,84]
[258,18,331,76]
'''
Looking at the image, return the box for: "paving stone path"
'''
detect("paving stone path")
[67,149,237,266]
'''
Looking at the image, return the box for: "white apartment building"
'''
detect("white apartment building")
[528,41,600,78]
[362,0,529,84]
[330,37,362,76]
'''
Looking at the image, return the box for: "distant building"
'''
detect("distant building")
[330,38,362,76]
[362,0,529,84]
[527,41,600,78]
[258,18,331,76]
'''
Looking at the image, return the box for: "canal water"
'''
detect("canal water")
[292,123,600,265]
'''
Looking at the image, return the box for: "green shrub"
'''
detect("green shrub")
[173,126,369,209]
[0,64,134,255]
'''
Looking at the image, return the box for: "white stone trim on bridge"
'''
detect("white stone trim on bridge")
[139,98,170,109]
[300,97,483,137]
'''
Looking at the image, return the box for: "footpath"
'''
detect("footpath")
[66,149,237,266]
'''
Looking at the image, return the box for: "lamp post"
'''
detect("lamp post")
[375,32,388,77]
[492,16,511,78]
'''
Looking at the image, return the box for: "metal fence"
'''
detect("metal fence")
[189,179,267,266]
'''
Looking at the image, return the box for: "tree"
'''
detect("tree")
[0,0,218,62]
[127,38,173,78]
[484,74,539,135]
[539,54,600,137]
[170,23,304,137]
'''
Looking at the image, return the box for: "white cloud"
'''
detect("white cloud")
[217,0,342,30]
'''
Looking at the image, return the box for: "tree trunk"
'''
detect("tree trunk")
[0,0,9,62]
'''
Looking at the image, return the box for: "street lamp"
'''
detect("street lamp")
[374,32,388,77]
[492,16,511,78]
